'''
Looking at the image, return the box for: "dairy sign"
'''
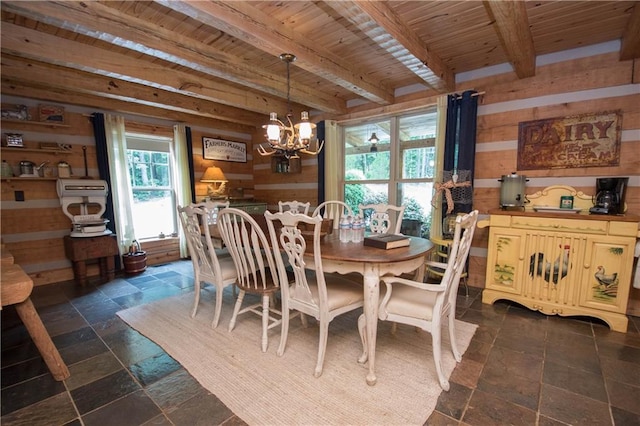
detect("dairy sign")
[517,110,621,170]
[202,137,247,163]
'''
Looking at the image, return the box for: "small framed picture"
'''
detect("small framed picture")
[38,104,65,123]
[202,137,247,163]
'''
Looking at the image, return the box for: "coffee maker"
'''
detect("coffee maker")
[589,177,628,215]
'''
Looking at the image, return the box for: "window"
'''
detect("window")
[126,134,178,239]
[341,108,438,236]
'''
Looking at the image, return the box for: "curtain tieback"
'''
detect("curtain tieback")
[432,180,472,214]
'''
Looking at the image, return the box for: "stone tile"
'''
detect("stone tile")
[145,369,206,413]
[70,369,140,415]
[65,352,123,391]
[82,389,160,426]
[597,340,640,365]
[91,316,130,338]
[59,337,110,366]
[96,278,142,299]
[483,345,542,382]
[599,356,640,388]
[112,285,183,309]
[1,374,66,416]
[51,326,99,351]
[0,391,77,426]
[435,381,472,420]
[606,378,640,415]
[546,315,595,336]
[539,384,613,425]
[611,406,640,426]
[450,357,483,389]
[1,341,41,369]
[220,415,249,426]
[593,324,640,349]
[494,327,545,358]
[101,328,164,367]
[166,392,234,426]
[460,339,492,364]
[462,389,537,425]
[537,414,569,426]
[1,356,50,388]
[142,414,174,425]
[477,367,540,411]
[545,331,601,374]
[542,360,607,402]
[129,352,181,387]
[425,409,459,425]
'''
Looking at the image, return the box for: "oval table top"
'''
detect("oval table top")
[318,234,433,263]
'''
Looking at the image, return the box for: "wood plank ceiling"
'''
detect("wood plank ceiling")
[1,1,638,134]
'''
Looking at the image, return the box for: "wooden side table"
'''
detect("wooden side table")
[63,235,119,286]
[1,263,70,381]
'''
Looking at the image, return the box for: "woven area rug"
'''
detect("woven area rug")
[117,289,477,425]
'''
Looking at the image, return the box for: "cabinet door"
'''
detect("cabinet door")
[485,228,525,295]
[579,236,634,314]
[521,230,586,307]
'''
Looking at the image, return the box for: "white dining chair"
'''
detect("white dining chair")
[312,200,353,229]
[193,200,229,249]
[357,210,478,391]
[265,210,364,377]
[358,203,406,234]
[177,204,238,327]
[278,200,311,215]
[217,208,283,352]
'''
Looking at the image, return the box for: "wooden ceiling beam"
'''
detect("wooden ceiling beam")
[0,0,345,115]
[620,3,640,61]
[1,55,263,127]
[484,0,536,79]
[325,1,454,93]
[1,22,292,117]
[0,80,255,133]
[155,0,394,105]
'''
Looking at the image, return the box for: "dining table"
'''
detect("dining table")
[205,211,434,385]
[305,233,434,385]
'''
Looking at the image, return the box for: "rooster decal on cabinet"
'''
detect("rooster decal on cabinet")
[529,245,571,284]
[593,265,619,299]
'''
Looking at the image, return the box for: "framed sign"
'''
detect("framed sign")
[202,137,247,163]
[517,110,621,170]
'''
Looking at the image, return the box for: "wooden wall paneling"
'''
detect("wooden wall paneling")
[7,238,68,268]
[1,207,69,234]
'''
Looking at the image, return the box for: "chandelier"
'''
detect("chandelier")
[257,53,324,159]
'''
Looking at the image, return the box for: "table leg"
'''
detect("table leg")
[14,298,70,381]
[72,260,87,286]
[363,263,380,386]
[105,255,115,281]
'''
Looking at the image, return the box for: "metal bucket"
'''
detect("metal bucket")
[499,173,528,208]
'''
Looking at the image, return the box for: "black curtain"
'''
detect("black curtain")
[184,126,196,203]
[90,113,116,235]
[443,90,478,214]
[316,120,326,205]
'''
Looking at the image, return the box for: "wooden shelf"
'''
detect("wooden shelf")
[1,118,70,128]
[1,147,72,155]
[1,177,59,182]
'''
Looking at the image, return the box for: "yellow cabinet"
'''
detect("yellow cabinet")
[483,206,638,332]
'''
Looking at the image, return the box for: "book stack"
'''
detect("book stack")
[363,233,410,249]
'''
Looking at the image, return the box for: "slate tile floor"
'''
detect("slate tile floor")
[2,260,640,425]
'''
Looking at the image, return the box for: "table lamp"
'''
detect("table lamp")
[201,166,228,199]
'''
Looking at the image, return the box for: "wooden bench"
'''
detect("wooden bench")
[1,262,70,381]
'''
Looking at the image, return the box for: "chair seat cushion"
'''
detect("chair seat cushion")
[385,285,438,321]
[218,256,238,281]
[296,271,363,310]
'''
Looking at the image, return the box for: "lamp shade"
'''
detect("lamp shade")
[201,166,227,182]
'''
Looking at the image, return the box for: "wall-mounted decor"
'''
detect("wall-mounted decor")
[202,137,247,163]
[38,104,65,123]
[517,110,621,170]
